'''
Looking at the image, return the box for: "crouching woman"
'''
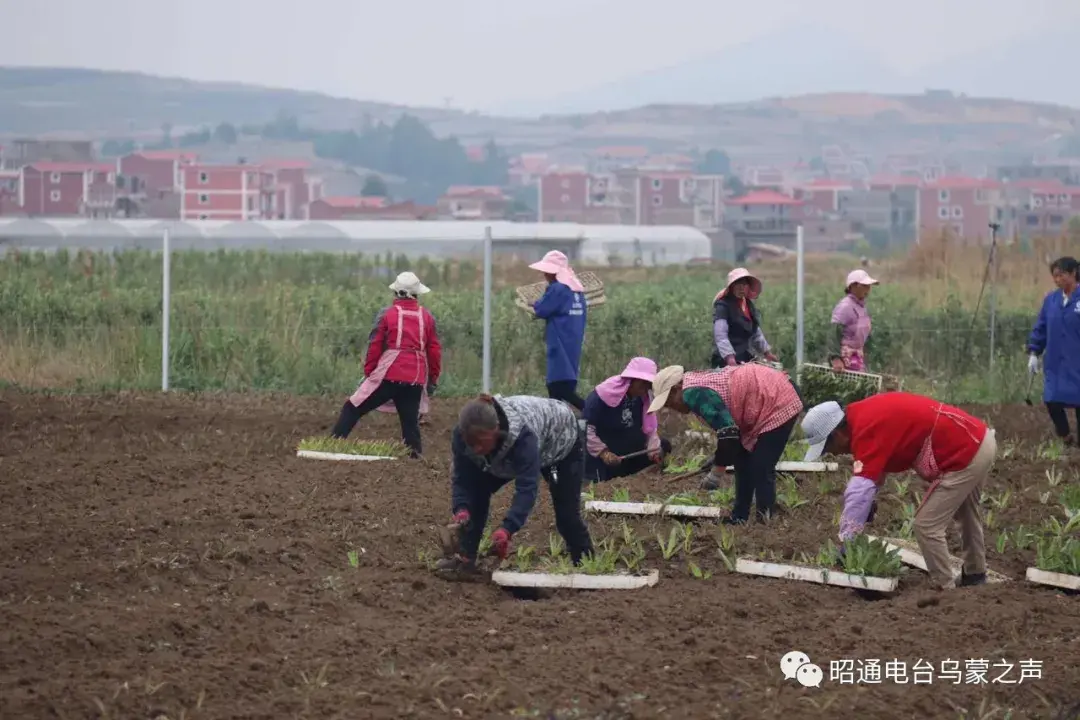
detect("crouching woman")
[584,357,672,482]
[435,394,595,580]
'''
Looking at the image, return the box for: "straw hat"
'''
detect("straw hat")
[647,365,685,414]
[716,268,762,300]
[389,271,430,296]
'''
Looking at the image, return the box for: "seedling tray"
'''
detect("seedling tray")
[867,535,1008,584]
[491,568,659,590]
[515,271,605,315]
[735,558,898,592]
[584,501,725,518]
[1025,567,1080,591]
[296,450,397,462]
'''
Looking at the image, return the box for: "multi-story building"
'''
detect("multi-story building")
[537,170,724,229]
[997,163,1080,186]
[1000,180,1080,239]
[261,159,323,219]
[436,185,510,220]
[508,153,551,187]
[16,162,115,216]
[916,176,1004,243]
[0,170,19,214]
[588,146,650,174]
[794,179,853,218]
[178,163,276,221]
[722,189,804,254]
[837,175,920,247]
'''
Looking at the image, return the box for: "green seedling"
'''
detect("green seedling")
[995,531,1009,554]
[1035,535,1080,576]
[816,477,839,497]
[347,550,360,568]
[664,452,709,474]
[891,477,911,497]
[777,474,807,510]
[581,485,596,502]
[985,489,1012,511]
[612,487,631,503]
[512,545,537,572]
[708,487,735,506]
[798,365,879,407]
[297,436,408,457]
[1040,491,1051,505]
[827,535,903,577]
[548,533,565,558]
[578,547,620,575]
[620,540,647,573]
[680,522,695,555]
[1058,485,1080,516]
[664,492,702,506]
[478,527,493,557]
[896,502,917,539]
[1045,467,1063,487]
[540,554,574,574]
[688,561,712,580]
[656,524,682,560]
[1013,525,1036,551]
[619,520,636,546]
[984,509,996,531]
[716,525,736,554]
[1036,440,1064,461]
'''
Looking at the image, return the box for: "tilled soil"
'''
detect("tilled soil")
[1,390,1078,719]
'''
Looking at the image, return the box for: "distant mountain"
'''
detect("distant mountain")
[495,25,1079,116]
[0,66,465,137]
[494,25,919,116]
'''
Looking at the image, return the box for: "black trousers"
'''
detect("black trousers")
[331,380,423,456]
[731,415,798,522]
[457,436,594,563]
[586,437,673,483]
[1046,402,1080,441]
[547,380,585,411]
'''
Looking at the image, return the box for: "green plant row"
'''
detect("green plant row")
[0,249,1044,402]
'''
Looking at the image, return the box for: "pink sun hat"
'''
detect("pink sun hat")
[620,357,657,382]
[715,267,762,301]
[528,250,585,292]
[845,269,879,291]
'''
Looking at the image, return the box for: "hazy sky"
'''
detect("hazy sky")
[2,0,1077,111]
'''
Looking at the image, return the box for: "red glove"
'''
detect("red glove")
[489,528,511,560]
[452,509,470,525]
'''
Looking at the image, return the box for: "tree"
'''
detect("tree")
[697,149,731,175]
[361,175,389,197]
[213,122,238,144]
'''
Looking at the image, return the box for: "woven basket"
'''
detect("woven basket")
[515,271,606,315]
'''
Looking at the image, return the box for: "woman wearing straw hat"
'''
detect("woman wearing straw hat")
[583,357,673,483]
[648,363,803,524]
[529,250,588,411]
[330,271,442,458]
[711,267,778,368]
[829,269,879,372]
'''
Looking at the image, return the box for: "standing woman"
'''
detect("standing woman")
[711,268,779,367]
[829,269,879,372]
[583,357,673,482]
[530,250,588,411]
[435,394,594,580]
[1027,256,1080,446]
[648,363,803,524]
[330,271,442,458]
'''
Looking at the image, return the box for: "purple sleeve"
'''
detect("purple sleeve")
[838,476,878,541]
[831,297,855,327]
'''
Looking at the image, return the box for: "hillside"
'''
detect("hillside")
[1,66,1078,162]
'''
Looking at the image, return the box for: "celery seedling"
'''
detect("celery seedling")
[656,524,682,560]
[612,487,631,503]
[548,533,565,558]
[688,561,712,580]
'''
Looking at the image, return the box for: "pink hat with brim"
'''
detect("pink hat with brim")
[715,267,762,301]
[845,269,879,290]
[620,357,657,382]
[529,250,585,292]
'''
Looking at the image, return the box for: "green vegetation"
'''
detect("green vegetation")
[818,535,904,578]
[0,249,1041,400]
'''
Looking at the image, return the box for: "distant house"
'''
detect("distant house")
[436,186,509,220]
[179,163,276,221]
[308,196,435,220]
[917,176,1003,243]
[17,162,115,216]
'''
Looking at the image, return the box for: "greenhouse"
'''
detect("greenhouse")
[0,218,713,266]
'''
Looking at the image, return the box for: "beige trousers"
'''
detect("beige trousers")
[912,429,997,590]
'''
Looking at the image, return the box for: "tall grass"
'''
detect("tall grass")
[0,235,1068,403]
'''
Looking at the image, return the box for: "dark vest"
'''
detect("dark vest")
[711,296,761,366]
[582,390,647,456]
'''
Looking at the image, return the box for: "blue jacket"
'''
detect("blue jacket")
[533,281,587,383]
[1027,285,1080,406]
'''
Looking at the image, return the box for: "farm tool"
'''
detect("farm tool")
[1024,372,1036,406]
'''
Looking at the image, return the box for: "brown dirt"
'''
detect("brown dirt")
[1,391,1078,719]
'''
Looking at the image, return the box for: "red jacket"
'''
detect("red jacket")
[364,298,442,386]
[846,392,987,485]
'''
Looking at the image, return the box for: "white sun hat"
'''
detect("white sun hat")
[389,271,430,295]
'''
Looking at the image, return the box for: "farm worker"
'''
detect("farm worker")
[583,357,673,482]
[1026,256,1080,446]
[648,363,803,524]
[530,250,588,411]
[711,268,779,368]
[435,393,594,580]
[800,393,997,589]
[829,269,879,372]
[330,271,442,458]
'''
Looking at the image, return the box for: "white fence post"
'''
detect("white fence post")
[482,225,493,393]
[795,224,805,382]
[162,228,171,391]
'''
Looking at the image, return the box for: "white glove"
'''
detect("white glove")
[1028,354,1039,375]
